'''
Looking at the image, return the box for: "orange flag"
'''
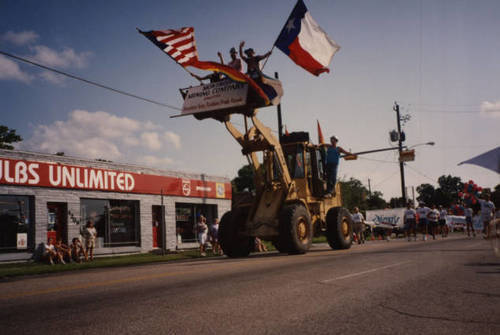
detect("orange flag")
[317,120,325,144]
[285,125,290,136]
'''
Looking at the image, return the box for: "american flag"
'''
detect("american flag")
[139,27,281,106]
[139,27,198,67]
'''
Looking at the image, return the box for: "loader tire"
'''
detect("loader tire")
[219,208,253,258]
[278,203,312,254]
[326,207,353,250]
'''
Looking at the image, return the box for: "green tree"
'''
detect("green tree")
[436,175,464,207]
[340,177,367,211]
[416,183,436,206]
[340,177,387,211]
[389,197,405,208]
[231,164,255,193]
[366,191,387,210]
[0,125,22,150]
[416,175,465,207]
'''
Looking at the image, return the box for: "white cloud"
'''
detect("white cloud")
[141,132,162,151]
[0,54,33,83]
[140,155,174,168]
[480,101,500,118]
[0,31,91,84]
[2,31,39,46]
[39,71,66,85]
[21,110,182,165]
[164,131,181,149]
[29,45,92,69]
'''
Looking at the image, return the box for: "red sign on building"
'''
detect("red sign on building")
[0,158,231,199]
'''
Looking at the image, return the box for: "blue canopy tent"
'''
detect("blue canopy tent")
[458,146,500,174]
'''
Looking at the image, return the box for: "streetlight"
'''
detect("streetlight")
[406,142,435,149]
[401,141,435,206]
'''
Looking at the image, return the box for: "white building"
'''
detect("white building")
[0,149,231,262]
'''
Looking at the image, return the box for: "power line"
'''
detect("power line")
[372,170,400,188]
[405,164,437,184]
[419,109,482,114]
[400,101,480,108]
[0,50,182,111]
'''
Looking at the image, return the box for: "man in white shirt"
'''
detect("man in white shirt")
[427,205,440,240]
[439,206,448,237]
[416,203,430,241]
[404,202,417,241]
[351,207,365,244]
[480,194,496,238]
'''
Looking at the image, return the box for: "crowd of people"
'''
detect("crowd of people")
[41,220,97,265]
[404,193,496,241]
[350,193,496,244]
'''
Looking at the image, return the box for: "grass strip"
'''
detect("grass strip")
[0,238,327,279]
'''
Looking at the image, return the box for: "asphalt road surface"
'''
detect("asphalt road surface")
[1,235,499,335]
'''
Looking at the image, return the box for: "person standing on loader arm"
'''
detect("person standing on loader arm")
[323,135,355,198]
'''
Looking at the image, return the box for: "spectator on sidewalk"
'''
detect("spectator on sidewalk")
[83,221,97,261]
[196,215,209,256]
[416,203,430,241]
[254,237,268,252]
[70,237,88,263]
[480,193,496,239]
[465,205,475,237]
[404,202,417,241]
[54,238,72,263]
[351,207,365,244]
[42,237,59,265]
[439,206,448,237]
[427,204,440,240]
[209,218,222,255]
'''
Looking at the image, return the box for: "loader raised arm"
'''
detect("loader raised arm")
[176,79,353,257]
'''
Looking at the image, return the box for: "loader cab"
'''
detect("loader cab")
[281,132,327,198]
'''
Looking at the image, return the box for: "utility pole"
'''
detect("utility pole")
[368,178,372,196]
[275,72,283,141]
[394,102,406,205]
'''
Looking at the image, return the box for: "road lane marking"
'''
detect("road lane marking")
[319,261,411,283]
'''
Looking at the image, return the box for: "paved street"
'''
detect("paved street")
[1,235,499,335]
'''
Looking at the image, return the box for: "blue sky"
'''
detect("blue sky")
[1,0,499,201]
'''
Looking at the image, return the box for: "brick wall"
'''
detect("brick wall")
[0,150,231,261]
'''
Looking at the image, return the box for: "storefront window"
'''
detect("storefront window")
[80,199,140,247]
[0,195,33,252]
[176,203,217,243]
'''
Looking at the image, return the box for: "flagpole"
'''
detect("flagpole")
[262,0,300,72]
[260,46,275,72]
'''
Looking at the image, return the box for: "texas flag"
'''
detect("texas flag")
[275,0,340,76]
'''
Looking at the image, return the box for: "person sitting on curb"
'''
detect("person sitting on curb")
[70,237,88,263]
[42,238,59,265]
[55,238,72,263]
